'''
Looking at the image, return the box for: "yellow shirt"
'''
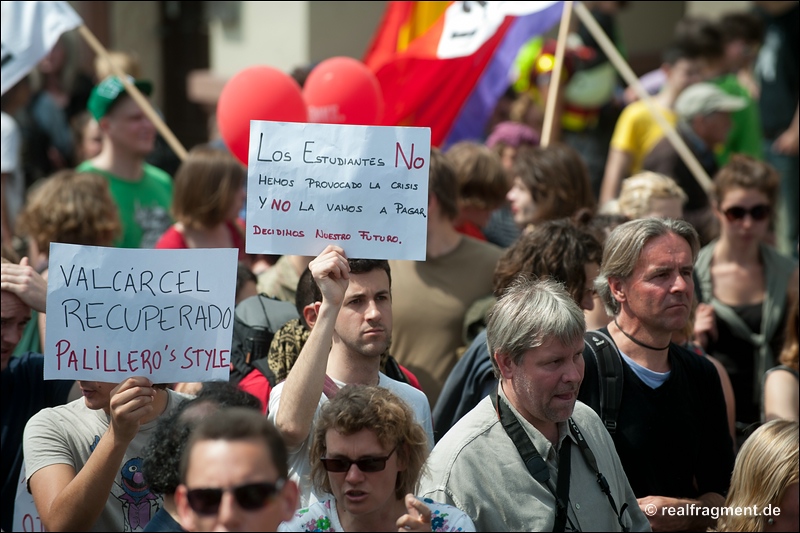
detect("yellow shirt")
[610,100,676,174]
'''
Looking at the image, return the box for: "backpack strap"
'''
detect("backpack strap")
[583,330,623,434]
[251,357,279,388]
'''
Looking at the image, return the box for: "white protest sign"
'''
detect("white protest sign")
[44,244,237,383]
[246,121,431,261]
[13,464,45,532]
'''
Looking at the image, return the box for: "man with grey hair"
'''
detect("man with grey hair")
[419,276,649,532]
[579,217,734,532]
[643,82,746,245]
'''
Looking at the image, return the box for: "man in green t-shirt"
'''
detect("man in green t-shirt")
[77,76,173,248]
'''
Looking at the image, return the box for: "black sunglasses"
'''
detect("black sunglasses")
[320,446,397,473]
[185,479,285,515]
[723,204,770,222]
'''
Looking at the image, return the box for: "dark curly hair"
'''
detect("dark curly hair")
[142,383,261,494]
[492,218,602,305]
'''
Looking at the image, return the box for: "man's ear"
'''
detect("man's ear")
[303,302,320,330]
[97,115,112,134]
[280,480,300,522]
[494,351,516,380]
[608,276,626,304]
[174,484,193,529]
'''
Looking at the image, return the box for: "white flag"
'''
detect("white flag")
[436,1,560,59]
[1,0,83,95]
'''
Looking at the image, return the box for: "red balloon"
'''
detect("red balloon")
[303,57,384,126]
[217,66,307,165]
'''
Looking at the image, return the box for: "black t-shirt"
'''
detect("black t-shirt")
[579,329,734,499]
[707,301,786,425]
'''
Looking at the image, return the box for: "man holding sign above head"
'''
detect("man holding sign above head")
[20,243,238,532]
[269,245,433,508]
[23,375,191,532]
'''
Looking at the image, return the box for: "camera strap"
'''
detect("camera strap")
[492,390,630,532]
[491,391,572,532]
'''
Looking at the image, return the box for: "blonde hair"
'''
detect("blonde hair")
[717,419,799,531]
[616,172,687,220]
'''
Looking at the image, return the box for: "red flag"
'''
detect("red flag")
[365,2,564,147]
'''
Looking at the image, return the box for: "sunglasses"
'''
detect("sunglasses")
[723,204,770,222]
[185,480,285,515]
[320,446,397,473]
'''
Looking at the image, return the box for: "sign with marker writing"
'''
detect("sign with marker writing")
[246,121,431,260]
[44,243,238,382]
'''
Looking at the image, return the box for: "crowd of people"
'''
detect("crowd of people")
[1,2,798,532]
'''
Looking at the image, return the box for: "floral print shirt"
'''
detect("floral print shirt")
[278,496,476,532]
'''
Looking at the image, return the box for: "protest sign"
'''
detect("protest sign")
[245,121,431,260]
[44,244,238,383]
[13,465,42,533]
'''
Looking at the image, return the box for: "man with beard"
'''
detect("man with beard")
[269,245,433,507]
[578,218,734,531]
[419,276,648,531]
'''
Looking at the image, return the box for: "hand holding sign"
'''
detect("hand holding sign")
[108,377,157,442]
[308,245,350,308]
[217,66,308,165]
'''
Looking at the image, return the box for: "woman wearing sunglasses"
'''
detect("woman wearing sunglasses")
[279,385,475,532]
[694,155,799,442]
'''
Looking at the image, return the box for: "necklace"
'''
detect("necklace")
[614,318,670,351]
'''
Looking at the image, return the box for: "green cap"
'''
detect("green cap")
[87,75,153,120]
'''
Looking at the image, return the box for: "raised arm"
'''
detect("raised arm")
[26,377,157,531]
[273,245,350,448]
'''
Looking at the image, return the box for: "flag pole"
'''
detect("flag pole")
[540,0,573,148]
[77,25,188,161]
[572,2,711,194]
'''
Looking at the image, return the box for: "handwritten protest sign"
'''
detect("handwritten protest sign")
[44,244,238,383]
[13,465,43,533]
[246,121,431,260]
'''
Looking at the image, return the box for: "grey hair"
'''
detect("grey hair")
[595,218,700,316]
[486,275,586,378]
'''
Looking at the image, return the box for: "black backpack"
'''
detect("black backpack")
[582,329,624,435]
[229,294,299,386]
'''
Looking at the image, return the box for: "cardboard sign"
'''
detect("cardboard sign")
[44,244,237,383]
[245,121,431,260]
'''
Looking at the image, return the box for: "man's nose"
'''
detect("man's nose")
[563,358,583,383]
[216,492,242,529]
[2,326,23,348]
[365,300,382,321]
